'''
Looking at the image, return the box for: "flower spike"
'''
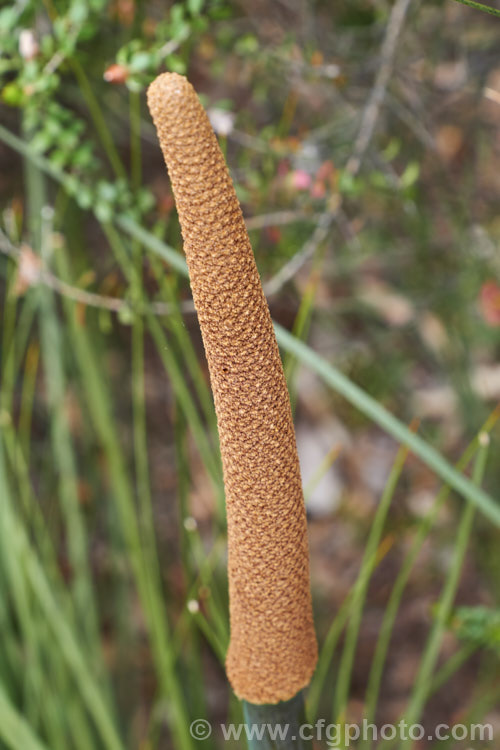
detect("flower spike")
[148,72,317,705]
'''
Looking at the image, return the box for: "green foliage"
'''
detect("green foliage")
[455,606,500,654]
[0,0,214,231]
[450,0,500,18]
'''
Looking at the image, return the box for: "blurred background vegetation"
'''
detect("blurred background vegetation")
[0,0,499,748]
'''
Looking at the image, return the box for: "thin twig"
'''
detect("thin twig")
[264,0,414,296]
[484,87,500,106]
[346,0,415,175]
[228,128,270,153]
[44,49,67,75]
[0,230,195,315]
[245,210,318,231]
[158,39,181,57]
[263,211,335,297]
[385,91,436,151]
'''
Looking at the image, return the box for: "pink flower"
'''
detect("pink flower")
[479,281,500,326]
[291,169,312,190]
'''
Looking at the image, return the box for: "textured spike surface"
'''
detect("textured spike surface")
[147,72,317,704]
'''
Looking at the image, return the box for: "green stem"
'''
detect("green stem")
[70,58,126,180]
[38,206,103,676]
[307,594,352,722]
[148,255,218,435]
[334,439,410,723]
[54,247,194,750]
[102,222,224,501]
[428,643,476,696]
[0,442,125,750]
[129,90,142,188]
[128,86,163,648]
[242,691,313,749]
[23,106,103,678]
[361,420,496,744]
[396,436,489,749]
[0,682,49,750]
[17,340,39,467]
[284,251,326,414]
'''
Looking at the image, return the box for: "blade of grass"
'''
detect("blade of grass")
[274,325,500,528]
[0,564,22,695]
[22,139,108,740]
[0,269,67,586]
[303,444,342,504]
[173,406,226,689]
[144,306,225,511]
[69,58,127,181]
[186,540,230,653]
[128,88,157,568]
[450,0,500,18]
[0,519,73,750]
[395,434,490,750]
[17,339,39,467]
[188,607,227,665]
[54,244,195,750]
[11,292,38,395]
[333,435,412,723]
[22,115,44,249]
[148,254,218,433]
[174,406,198,583]
[0,460,44,729]
[128,169,167,676]
[428,642,477,697]
[0,261,17,421]
[308,535,396,722]
[117,214,187,274]
[284,260,325,414]
[0,683,50,750]
[129,90,142,189]
[428,678,499,750]
[33,614,99,750]
[362,407,500,743]
[307,594,352,722]
[103,222,224,508]
[2,419,63,579]
[0,438,125,750]
[37,205,102,668]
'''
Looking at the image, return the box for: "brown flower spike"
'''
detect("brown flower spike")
[147,73,317,704]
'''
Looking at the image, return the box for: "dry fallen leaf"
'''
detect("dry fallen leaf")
[357,278,414,327]
[434,59,467,91]
[417,311,449,354]
[435,124,464,164]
